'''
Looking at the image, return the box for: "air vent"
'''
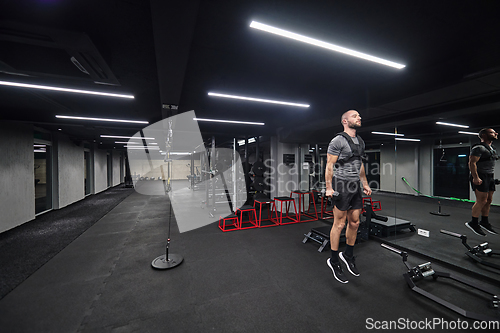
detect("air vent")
[0,21,120,85]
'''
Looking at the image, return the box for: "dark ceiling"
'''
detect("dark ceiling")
[1,0,500,150]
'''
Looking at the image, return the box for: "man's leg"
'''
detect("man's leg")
[327,207,348,283]
[481,191,494,217]
[339,208,361,276]
[467,190,488,236]
[345,208,361,246]
[480,191,497,234]
[472,190,488,217]
[330,207,347,252]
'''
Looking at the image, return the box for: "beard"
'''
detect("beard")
[348,120,361,128]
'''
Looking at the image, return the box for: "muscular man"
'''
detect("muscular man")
[325,110,371,283]
[466,128,499,236]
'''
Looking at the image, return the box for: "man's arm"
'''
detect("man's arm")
[469,155,482,185]
[325,153,338,197]
[359,163,372,195]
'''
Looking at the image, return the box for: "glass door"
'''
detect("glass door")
[34,142,52,214]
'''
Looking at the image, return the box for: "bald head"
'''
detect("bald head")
[341,110,361,129]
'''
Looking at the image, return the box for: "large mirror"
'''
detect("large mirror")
[388,96,500,282]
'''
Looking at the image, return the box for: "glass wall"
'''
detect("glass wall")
[433,146,470,199]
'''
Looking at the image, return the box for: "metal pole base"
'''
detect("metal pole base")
[430,202,450,216]
[151,254,184,269]
[430,211,450,216]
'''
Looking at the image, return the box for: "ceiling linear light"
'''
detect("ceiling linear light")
[100,135,156,140]
[238,138,257,146]
[371,131,405,137]
[56,115,148,124]
[249,21,405,69]
[458,154,467,157]
[170,152,192,155]
[458,131,479,136]
[0,81,134,99]
[115,141,138,144]
[34,144,46,147]
[395,138,421,142]
[126,146,160,150]
[208,92,309,108]
[194,118,265,126]
[34,149,46,153]
[436,121,469,128]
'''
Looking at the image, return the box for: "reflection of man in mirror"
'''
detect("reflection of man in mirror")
[325,110,372,284]
[466,128,499,236]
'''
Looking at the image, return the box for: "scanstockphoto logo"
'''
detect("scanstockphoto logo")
[127,110,247,233]
[259,158,392,194]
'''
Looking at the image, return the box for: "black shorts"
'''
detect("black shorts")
[333,177,363,211]
[470,173,495,193]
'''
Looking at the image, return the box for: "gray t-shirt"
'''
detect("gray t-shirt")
[470,144,496,174]
[327,134,363,181]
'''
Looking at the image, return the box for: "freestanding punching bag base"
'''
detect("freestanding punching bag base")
[151,254,184,269]
[430,201,450,216]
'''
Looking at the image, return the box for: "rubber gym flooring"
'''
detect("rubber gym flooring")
[0,187,499,332]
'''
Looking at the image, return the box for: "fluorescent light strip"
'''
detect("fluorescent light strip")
[115,141,138,144]
[395,138,420,142]
[436,121,469,128]
[250,21,405,69]
[56,115,147,124]
[0,80,134,99]
[458,131,479,136]
[170,152,191,155]
[458,154,467,157]
[34,144,46,147]
[34,149,46,153]
[126,146,160,150]
[208,92,309,108]
[372,131,405,137]
[238,138,256,146]
[100,135,155,140]
[194,118,265,126]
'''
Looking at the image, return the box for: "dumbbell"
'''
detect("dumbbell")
[320,189,340,197]
[495,179,500,185]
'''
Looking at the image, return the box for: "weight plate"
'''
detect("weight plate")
[252,176,266,191]
[252,161,266,176]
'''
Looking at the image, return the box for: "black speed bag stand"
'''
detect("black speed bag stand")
[441,229,500,271]
[381,243,500,321]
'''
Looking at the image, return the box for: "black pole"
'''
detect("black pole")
[315,144,320,188]
[256,136,260,161]
[151,113,183,269]
[211,136,216,213]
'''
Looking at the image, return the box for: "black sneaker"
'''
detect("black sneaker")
[327,258,348,284]
[465,221,486,236]
[339,252,360,277]
[480,221,498,235]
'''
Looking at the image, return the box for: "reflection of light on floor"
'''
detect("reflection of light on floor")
[133,179,243,233]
